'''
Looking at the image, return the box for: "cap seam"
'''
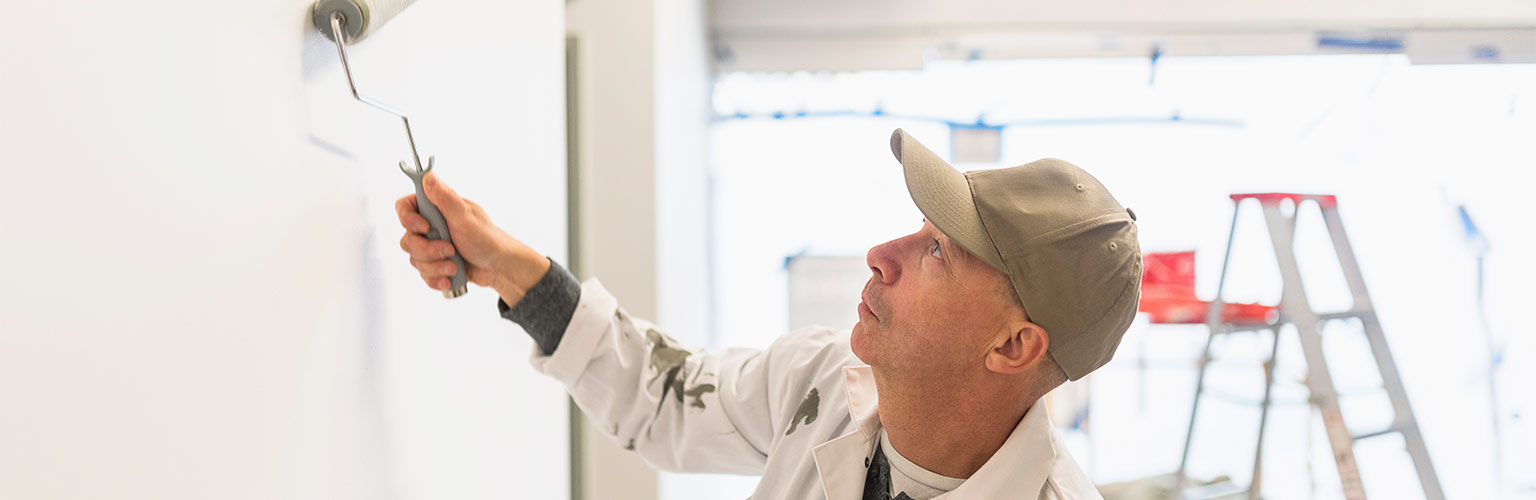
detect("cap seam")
[1014,210,1132,251]
[964,172,1009,272]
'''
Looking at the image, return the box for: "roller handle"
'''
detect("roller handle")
[401,157,468,298]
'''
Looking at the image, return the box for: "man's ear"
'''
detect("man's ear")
[985,321,1049,375]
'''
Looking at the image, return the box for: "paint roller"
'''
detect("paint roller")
[312,0,416,45]
[311,0,468,299]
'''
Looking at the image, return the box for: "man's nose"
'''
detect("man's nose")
[866,239,900,284]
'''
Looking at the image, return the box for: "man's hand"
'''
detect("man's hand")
[396,172,552,306]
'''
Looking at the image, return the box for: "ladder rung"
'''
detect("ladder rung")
[1178,480,1245,500]
[1220,323,1274,334]
[1317,310,1370,322]
[1352,426,1400,441]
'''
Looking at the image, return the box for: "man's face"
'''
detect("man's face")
[851,220,1022,377]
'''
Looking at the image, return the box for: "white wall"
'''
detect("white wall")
[565,0,716,497]
[0,1,568,499]
[655,0,740,496]
[564,0,662,497]
[656,0,713,350]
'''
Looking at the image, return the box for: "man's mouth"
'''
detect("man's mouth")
[859,292,879,320]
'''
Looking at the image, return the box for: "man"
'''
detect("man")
[397,129,1142,499]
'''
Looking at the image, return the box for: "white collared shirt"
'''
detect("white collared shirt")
[877,427,964,499]
[530,278,1103,500]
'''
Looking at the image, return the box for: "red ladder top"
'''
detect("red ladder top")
[1230,192,1337,208]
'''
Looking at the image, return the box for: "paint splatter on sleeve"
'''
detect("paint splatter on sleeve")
[545,276,852,476]
[785,388,820,436]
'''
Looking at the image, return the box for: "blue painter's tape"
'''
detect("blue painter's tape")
[1472,46,1501,60]
[1317,36,1403,51]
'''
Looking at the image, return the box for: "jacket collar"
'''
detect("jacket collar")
[813,366,1058,499]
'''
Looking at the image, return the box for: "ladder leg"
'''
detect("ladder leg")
[1320,207,1445,500]
[1299,326,1365,500]
[1361,312,1444,500]
[1177,328,1219,493]
[1248,327,1282,500]
[1260,202,1368,500]
[1178,201,1246,493]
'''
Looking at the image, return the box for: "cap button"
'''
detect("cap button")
[1126,207,1137,221]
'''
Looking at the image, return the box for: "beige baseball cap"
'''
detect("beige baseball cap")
[890,128,1142,381]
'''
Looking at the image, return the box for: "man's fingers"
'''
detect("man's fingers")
[400,232,457,259]
[419,274,451,292]
[423,172,468,219]
[410,257,459,280]
[396,195,430,234]
[395,195,430,234]
[408,254,450,291]
[395,194,417,218]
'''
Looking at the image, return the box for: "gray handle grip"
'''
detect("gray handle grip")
[401,157,468,298]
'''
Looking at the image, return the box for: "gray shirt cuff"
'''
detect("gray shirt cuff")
[497,257,580,356]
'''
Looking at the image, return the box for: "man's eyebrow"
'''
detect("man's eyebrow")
[937,235,960,263]
[920,220,963,268]
[921,219,949,250]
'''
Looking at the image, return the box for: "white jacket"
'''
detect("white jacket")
[530,278,1104,500]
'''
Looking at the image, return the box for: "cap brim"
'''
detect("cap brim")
[890,129,1006,271]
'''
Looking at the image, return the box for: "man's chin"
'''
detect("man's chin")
[850,323,874,364]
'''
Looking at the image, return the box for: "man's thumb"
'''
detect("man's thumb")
[423,172,467,218]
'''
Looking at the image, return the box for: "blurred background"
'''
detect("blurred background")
[1,0,1532,499]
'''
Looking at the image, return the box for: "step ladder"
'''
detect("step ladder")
[1173,193,1444,500]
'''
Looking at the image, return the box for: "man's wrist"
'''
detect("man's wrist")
[493,250,553,308]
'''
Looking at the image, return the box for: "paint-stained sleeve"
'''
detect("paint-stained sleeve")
[527,277,847,475]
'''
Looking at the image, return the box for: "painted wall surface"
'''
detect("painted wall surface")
[0,1,568,499]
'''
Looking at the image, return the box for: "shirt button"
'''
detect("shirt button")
[864,457,870,468]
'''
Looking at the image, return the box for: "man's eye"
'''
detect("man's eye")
[930,239,943,258]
